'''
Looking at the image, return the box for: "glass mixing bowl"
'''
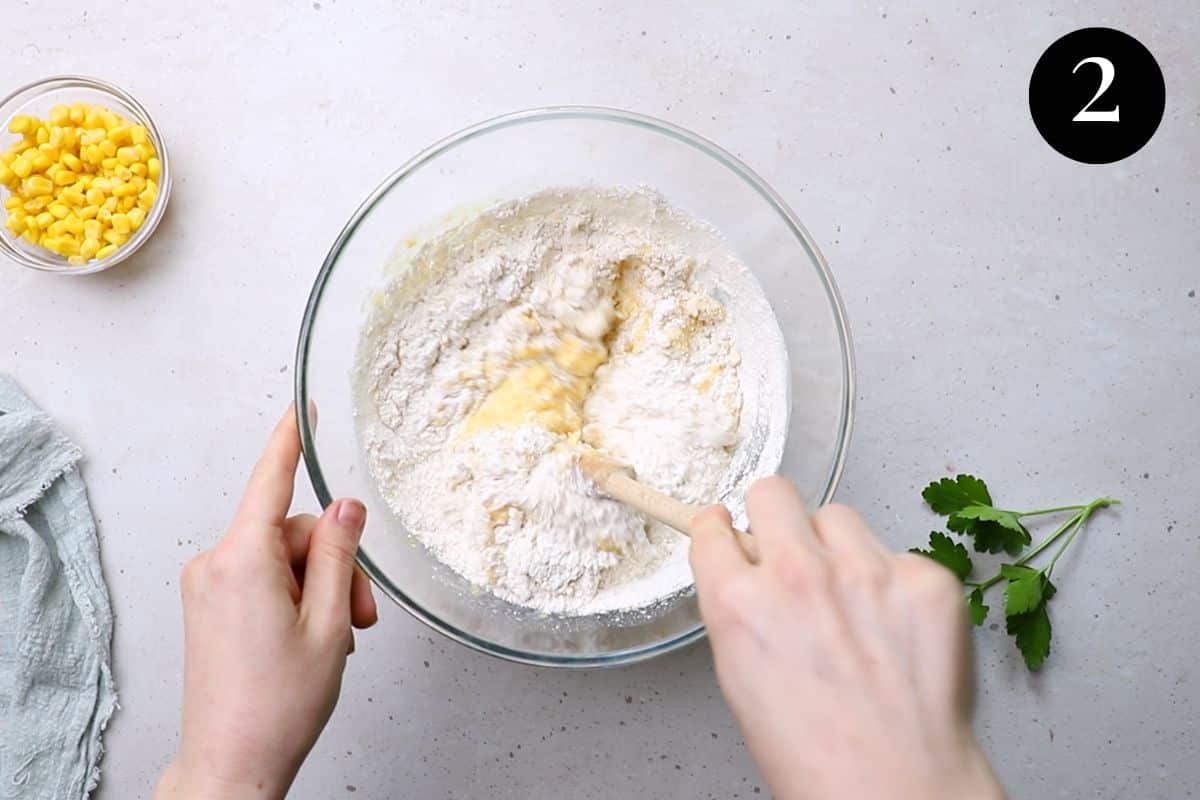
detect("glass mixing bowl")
[296,107,854,667]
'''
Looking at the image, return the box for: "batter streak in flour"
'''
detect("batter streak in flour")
[355,187,776,615]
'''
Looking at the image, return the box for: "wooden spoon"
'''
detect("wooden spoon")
[579,454,758,562]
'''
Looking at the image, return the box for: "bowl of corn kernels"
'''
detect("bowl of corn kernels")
[0,75,170,275]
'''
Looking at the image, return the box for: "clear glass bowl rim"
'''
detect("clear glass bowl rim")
[295,105,856,667]
[0,74,172,275]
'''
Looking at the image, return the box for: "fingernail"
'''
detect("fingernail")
[337,498,365,529]
[307,399,319,429]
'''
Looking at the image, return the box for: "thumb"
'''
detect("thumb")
[301,498,366,634]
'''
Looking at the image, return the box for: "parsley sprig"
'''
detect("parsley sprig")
[911,475,1118,670]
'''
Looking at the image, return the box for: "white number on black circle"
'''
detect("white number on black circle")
[1072,56,1120,122]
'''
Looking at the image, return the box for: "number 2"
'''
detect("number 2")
[1072,56,1120,122]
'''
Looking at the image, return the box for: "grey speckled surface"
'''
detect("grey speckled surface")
[2,2,1197,798]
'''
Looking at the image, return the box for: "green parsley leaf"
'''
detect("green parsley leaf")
[922,474,992,515]
[910,531,973,581]
[1001,564,1048,616]
[1006,605,1052,670]
[952,504,1025,533]
[952,516,1030,556]
[967,588,989,626]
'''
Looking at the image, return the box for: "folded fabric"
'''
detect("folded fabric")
[0,375,117,799]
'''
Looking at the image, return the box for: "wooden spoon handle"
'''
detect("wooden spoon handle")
[581,456,758,562]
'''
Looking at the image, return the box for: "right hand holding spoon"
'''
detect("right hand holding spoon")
[690,477,1006,800]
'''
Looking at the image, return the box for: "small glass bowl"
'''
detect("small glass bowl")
[0,75,171,275]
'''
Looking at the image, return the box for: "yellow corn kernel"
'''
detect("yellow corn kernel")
[67,255,86,265]
[4,104,154,262]
[25,176,53,196]
[8,115,34,134]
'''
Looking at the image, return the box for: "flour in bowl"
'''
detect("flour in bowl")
[354,187,785,615]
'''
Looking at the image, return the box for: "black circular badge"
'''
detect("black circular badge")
[1029,27,1165,164]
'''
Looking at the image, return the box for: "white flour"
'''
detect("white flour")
[354,187,785,615]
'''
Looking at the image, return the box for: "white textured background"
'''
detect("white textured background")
[3,2,1197,798]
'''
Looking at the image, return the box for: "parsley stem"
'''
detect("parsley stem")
[972,513,1080,592]
[968,496,1118,593]
[1046,497,1117,575]
[1016,504,1088,517]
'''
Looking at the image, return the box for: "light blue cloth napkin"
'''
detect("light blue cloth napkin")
[0,376,117,799]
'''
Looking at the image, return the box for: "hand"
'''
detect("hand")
[690,477,1005,800]
[154,407,378,800]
